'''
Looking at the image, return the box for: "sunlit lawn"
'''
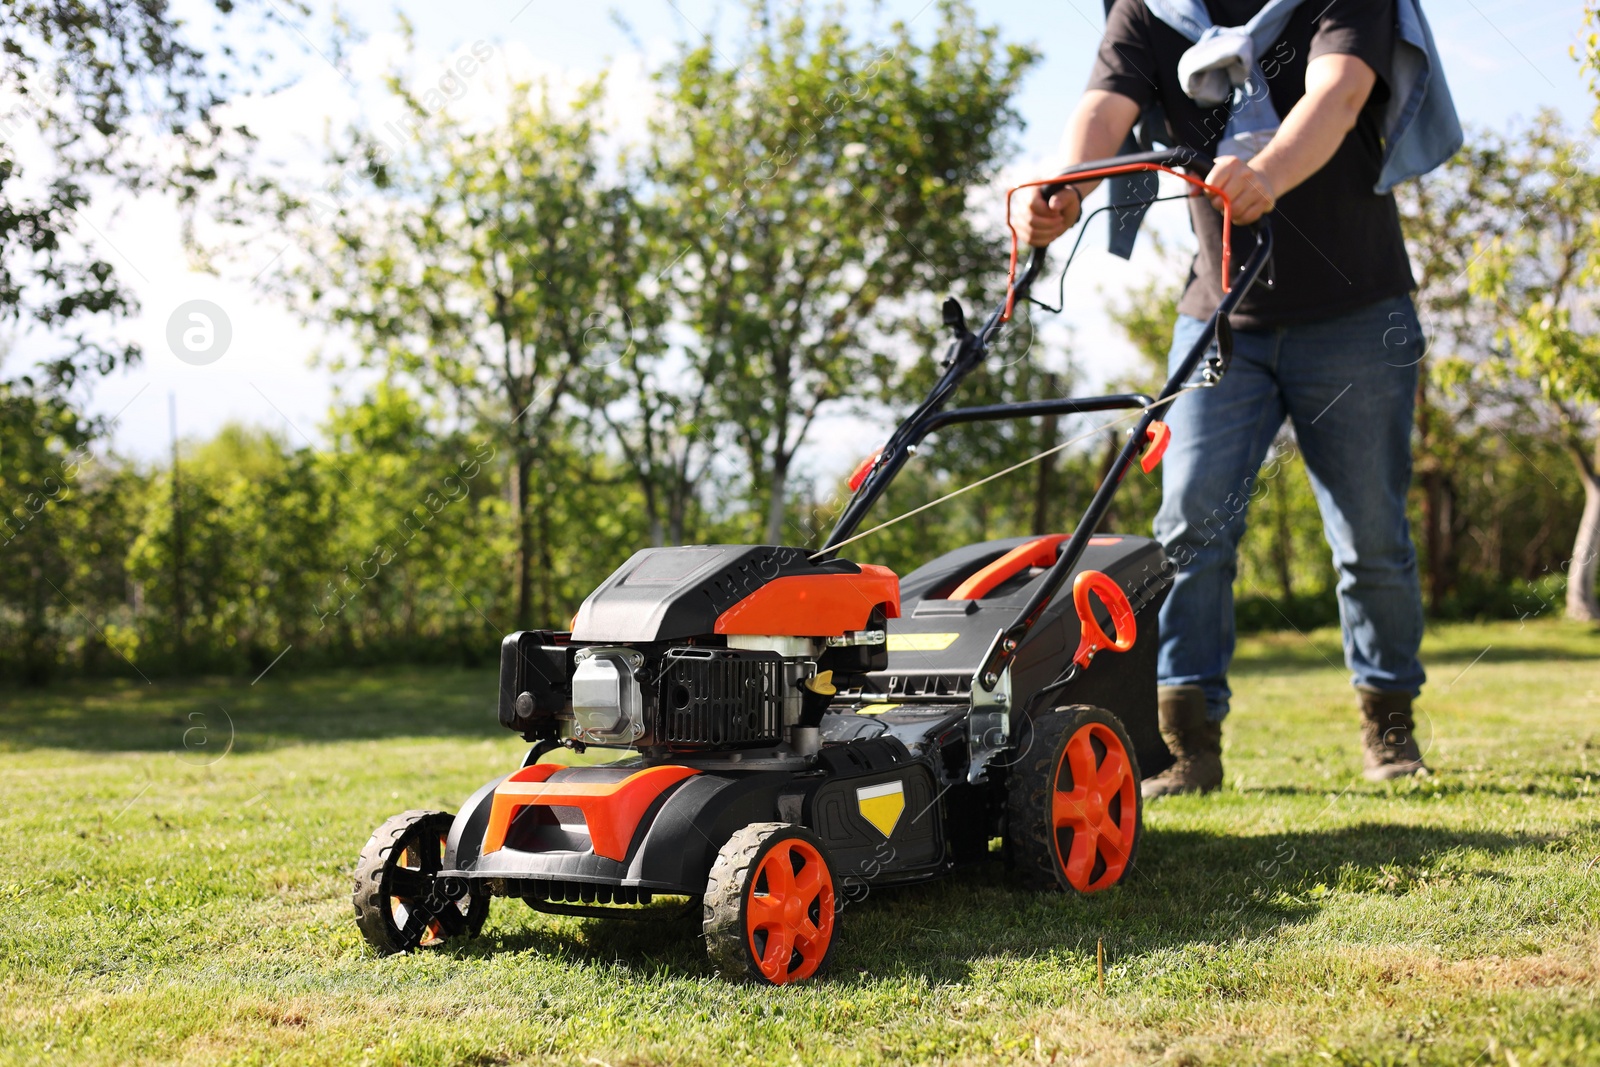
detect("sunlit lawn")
[2,618,1597,1065]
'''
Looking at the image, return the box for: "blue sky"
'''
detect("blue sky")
[40,0,1597,467]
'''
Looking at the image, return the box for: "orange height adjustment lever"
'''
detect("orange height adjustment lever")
[1141,421,1171,474]
[1120,421,1173,483]
[1070,570,1137,668]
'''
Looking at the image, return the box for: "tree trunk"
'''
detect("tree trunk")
[1420,466,1452,612]
[537,497,555,629]
[171,435,186,657]
[1032,372,1058,534]
[764,455,790,546]
[26,563,49,685]
[1093,431,1120,533]
[1415,375,1454,613]
[668,481,688,546]
[1271,491,1294,602]
[643,480,664,547]
[513,449,535,628]
[1565,438,1600,622]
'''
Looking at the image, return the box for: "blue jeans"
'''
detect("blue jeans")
[1154,294,1427,722]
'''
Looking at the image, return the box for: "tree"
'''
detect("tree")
[587,343,717,547]
[250,55,648,628]
[126,425,332,671]
[576,183,708,548]
[0,384,96,680]
[1465,115,1600,620]
[649,0,1037,544]
[1396,135,1523,612]
[0,0,280,392]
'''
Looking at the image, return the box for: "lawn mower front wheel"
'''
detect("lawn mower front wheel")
[353,809,488,955]
[703,822,838,985]
[1007,705,1143,893]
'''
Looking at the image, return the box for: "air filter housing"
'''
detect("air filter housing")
[655,647,785,747]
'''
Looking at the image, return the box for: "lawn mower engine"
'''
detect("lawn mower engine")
[497,544,899,758]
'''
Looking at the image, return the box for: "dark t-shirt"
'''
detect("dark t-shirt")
[1087,0,1416,328]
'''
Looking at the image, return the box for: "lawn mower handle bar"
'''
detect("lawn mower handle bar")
[820,146,1219,555]
[1033,146,1214,207]
[1016,147,1216,292]
[819,146,1270,692]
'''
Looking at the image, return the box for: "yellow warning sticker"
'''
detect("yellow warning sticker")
[856,780,905,838]
[856,703,897,716]
[886,632,960,653]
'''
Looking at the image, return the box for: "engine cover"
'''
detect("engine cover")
[570,545,899,644]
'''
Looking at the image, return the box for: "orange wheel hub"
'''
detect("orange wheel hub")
[745,838,835,984]
[389,832,452,947]
[1050,721,1138,891]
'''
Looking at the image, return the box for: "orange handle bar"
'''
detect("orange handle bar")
[1003,163,1234,321]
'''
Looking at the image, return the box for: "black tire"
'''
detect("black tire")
[352,809,488,955]
[703,822,838,985]
[1006,706,1143,893]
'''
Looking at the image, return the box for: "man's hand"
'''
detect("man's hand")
[1020,89,1140,247]
[1017,186,1083,248]
[1202,156,1277,225]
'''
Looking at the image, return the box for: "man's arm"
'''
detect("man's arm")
[1204,53,1378,224]
[1018,89,1140,247]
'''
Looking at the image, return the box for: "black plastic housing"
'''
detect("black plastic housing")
[498,631,574,739]
[867,534,1175,780]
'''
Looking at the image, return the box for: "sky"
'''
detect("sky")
[17,0,1595,479]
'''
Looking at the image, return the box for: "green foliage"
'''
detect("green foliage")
[0,383,96,679]
[6,3,1597,680]
[0,380,653,681]
[257,48,651,627]
[1105,255,1182,383]
[1465,115,1600,409]
[649,0,1038,541]
[1417,112,1600,620]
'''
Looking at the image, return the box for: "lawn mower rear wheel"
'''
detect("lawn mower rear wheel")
[1007,706,1142,893]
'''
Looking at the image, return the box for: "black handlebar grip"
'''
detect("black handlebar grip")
[1016,246,1050,297]
[1037,146,1215,203]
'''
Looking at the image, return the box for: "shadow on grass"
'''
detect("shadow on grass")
[11,613,1594,755]
[1415,644,1600,665]
[1243,777,1599,799]
[434,822,1552,985]
[0,668,505,755]
[1231,625,1600,677]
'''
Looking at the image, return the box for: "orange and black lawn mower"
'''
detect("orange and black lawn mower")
[353,148,1273,984]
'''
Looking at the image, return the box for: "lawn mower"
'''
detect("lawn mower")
[352,147,1273,984]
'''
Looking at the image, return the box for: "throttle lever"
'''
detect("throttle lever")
[1203,315,1234,385]
[941,296,969,338]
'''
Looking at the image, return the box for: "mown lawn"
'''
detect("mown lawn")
[2,618,1598,1066]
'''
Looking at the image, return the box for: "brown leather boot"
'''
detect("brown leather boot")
[1359,687,1429,781]
[1142,685,1223,798]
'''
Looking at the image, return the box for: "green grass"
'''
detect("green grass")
[2,619,1598,1065]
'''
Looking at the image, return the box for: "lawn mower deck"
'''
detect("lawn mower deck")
[352,147,1274,983]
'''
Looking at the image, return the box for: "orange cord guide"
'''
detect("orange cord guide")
[1003,163,1234,322]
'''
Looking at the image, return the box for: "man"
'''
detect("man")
[1019,0,1434,795]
